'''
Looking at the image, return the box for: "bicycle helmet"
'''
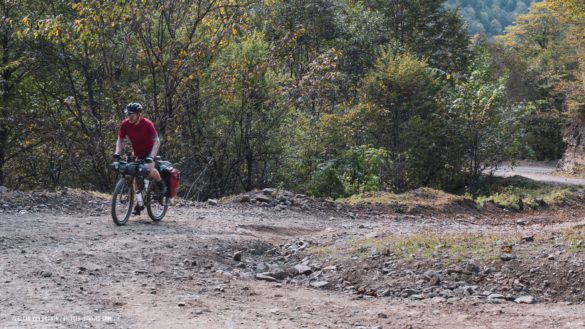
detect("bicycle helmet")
[124,102,143,115]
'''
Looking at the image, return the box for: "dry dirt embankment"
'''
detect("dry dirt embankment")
[2,187,585,328]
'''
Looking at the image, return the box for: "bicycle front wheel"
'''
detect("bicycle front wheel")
[145,182,168,222]
[112,177,134,226]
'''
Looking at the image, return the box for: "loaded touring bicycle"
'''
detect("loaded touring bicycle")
[110,155,180,225]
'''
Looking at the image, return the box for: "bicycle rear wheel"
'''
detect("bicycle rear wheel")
[145,181,168,222]
[112,177,134,226]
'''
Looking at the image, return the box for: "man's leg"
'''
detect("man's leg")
[146,163,167,195]
[132,178,144,215]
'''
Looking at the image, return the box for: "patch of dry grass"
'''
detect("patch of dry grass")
[309,232,510,263]
[342,187,474,211]
[475,178,585,211]
[562,226,585,253]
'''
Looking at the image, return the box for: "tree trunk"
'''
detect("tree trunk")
[0,10,12,186]
[391,106,400,155]
[0,127,6,185]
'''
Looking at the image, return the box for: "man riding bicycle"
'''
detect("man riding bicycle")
[113,102,167,215]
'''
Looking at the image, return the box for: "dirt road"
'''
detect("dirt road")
[3,191,585,329]
[493,161,585,186]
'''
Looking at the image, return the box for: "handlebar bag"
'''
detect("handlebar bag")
[110,162,150,177]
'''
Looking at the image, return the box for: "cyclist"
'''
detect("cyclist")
[113,102,167,215]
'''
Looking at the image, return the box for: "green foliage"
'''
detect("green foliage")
[334,3,388,83]
[446,47,522,190]
[335,0,471,82]
[364,0,471,74]
[519,102,565,160]
[203,31,290,193]
[0,0,62,188]
[381,233,500,262]
[0,0,573,202]
[309,159,345,199]
[309,146,389,198]
[562,226,585,253]
[477,191,525,211]
[262,0,341,79]
[475,176,585,211]
[494,1,572,160]
[357,50,451,190]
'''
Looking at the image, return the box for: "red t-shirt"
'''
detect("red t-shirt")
[118,117,158,158]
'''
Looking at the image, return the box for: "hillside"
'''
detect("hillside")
[445,0,539,36]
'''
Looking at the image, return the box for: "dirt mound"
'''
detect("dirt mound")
[343,188,479,217]
[0,188,110,216]
[231,218,585,305]
[220,188,348,214]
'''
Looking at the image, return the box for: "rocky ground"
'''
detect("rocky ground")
[2,187,585,328]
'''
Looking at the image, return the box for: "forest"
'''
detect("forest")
[0,0,583,200]
[445,0,539,36]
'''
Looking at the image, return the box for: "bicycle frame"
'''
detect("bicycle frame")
[129,175,152,207]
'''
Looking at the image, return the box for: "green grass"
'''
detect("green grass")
[342,187,474,214]
[308,232,506,263]
[339,176,585,213]
[562,226,585,253]
[474,176,585,211]
[307,245,338,257]
[557,165,585,178]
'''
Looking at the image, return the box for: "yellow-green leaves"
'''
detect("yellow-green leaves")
[500,0,584,113]
[21,16,31,28]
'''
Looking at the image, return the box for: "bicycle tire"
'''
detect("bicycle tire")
[146,181,168,222]
[111,177,134,226]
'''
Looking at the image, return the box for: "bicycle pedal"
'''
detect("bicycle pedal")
[132,205,144,215]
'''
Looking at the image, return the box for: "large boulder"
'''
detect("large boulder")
[561,114,585,170]
[255,194,272,203]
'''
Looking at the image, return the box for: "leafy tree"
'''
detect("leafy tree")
[546,0,585,112]
[446,49,521,189]
[358,50,444,190]
[309,145,388,198]
[262,0,340,78]
[8,0,253,191]
[496,1,573,160]
[193,31,289,195]
[0,0,46,186]
[364,0,471,74]
[334,2,388,84]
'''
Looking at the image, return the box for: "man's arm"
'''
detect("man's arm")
[115,137,124,155]
[149,135,160,158]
